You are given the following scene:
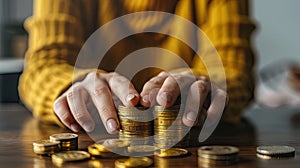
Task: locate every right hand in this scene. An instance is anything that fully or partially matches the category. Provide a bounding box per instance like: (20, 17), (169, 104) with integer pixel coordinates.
(53, 72), (140, 133)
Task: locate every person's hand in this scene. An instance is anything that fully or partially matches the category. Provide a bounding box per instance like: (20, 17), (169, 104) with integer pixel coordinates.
(53, 72), (140, 133)
(140, 71), (228, 127)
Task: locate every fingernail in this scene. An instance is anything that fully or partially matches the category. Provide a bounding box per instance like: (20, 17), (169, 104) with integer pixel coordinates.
(83, 122), (94, 132)
(142, 95), (150, 103)
(186, 111), (197, 122)
(70, 123), (81, 132)
(161, 92), (172, 103)
(106, 119), (118, 133)
(126, 94), (136, 103)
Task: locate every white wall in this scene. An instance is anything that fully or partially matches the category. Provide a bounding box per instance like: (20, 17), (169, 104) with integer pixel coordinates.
(253, 0), (300, 71)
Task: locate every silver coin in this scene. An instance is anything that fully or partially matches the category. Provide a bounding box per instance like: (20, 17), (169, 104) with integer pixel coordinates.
(256, 146), (295, 156)
(198, 146), (239, 156)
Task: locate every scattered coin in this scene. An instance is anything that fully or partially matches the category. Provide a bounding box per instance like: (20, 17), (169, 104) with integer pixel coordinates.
(115, 157), (153, 168)
(198, 146), (239, 166)
(155, 148), (188, 157)
(198, 146), (239, 156)
(32, 140), (61, 155)
(256, 145), (295, 158)
(128, 145), (158, 156)
(51, 151), (90, 164)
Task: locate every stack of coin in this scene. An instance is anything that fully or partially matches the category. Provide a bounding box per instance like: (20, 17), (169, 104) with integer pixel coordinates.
(52, 151), (90, 166)
(153, 105), (190, 149)
(198, 146), (239, 166)
(118, 106), (153, 145)
(50, 133), (78, 151)
(256, 145), (295, 159)
(33, 140), (61, 155)
(88, 138), (130, 157)
(115, 157), (153, 168)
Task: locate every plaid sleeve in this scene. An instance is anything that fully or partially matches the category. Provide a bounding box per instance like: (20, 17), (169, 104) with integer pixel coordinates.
(192, 0), (256, 123)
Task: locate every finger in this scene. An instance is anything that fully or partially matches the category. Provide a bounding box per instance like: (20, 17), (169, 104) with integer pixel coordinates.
(66, 84), (95, 132)
(54, 95), (81, 132)
(107, 73), (139, 107)
(183, 79), (211, 126)
(140, 72), (169, 107)
(156, 76), (180, 107)
(86, 75), (120, 134)
(158, 73), (197, 107)
(198, 86), (227, 142)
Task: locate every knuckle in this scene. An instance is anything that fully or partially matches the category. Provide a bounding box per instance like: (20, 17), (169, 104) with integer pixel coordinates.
(158, 71), (169, 77)
(94, 85), (109, 96)
(73, 111), (89, 124)
(149, 76), (164, 86)
(59, 112), (71, 123)
(195, 80), (209, 93)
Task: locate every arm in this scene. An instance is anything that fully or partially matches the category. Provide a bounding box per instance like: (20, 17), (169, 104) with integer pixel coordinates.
(19, 0), (98, 126)
(193, 0), (256, 123)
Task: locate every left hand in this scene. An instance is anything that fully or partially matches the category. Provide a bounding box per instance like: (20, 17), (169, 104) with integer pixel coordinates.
(139, 71), (228, 127)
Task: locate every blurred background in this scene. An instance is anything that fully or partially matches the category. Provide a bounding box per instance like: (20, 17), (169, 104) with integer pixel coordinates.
(0, 0), (299, 104)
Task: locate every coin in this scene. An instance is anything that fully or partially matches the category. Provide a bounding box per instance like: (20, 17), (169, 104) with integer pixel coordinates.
(198, 157), (237, 166)
(155, 148), (188, 157)
(50, 133), (78, 150)
(50, 133), (78, 141)
(128, 145), (157, 153)
(88, 144), (122, 158)
(256, 146), (295, 156)
(199, 153), (238, 161)
(115, 157), (153, 168)
(52, 151), (90, 164)
(198, 146), (239, 156)
(95, 138), (130, 152)
(33, 140), (61, 155)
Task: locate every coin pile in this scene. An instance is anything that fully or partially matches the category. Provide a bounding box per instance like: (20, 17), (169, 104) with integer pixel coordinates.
(198, 146), (239, 166)
(88, 138), (130, 157)
(50, 133), (78, 150)
(52, 151), (90, 166)
(32, 133), (78, 155)
(118, 106), (153, 145)
(32, 140), (61, 155)
(115, 157), (153, 168)
(153, 105), (190, 149)
(256, 145), (295, 159)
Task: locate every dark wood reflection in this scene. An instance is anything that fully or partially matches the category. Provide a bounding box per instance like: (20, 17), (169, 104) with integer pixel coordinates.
(0, 103), (299, 168)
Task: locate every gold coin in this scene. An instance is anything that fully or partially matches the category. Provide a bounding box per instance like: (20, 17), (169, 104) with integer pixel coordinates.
(128, 145), (157, 153)
(115, 157), (153, 168)
(50, 133), (78, 141)
(256, 146), (295, 156)
(198, 146), (239, 156)
(88, 144), (122, 158)
(155, 148), (188, 157)
(52, 151), (90, 164)
(33, 140), (61, 155)
(89, 160), (104, 168)
(33, 140), (61, 147)
(95, 138), (130, 152)
(154, 105), (181, 111)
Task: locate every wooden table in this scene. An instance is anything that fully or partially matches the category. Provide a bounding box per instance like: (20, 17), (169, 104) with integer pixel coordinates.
(0, 103), (299, 167)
